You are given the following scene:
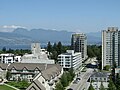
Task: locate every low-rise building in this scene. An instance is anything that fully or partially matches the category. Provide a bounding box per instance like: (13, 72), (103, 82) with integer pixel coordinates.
(90, 72), (109, 90)
(26, 64), (63, 90)
(0, 53), (21, 64)
(0, 63), (63, 83)
(58, 50), (82, 71)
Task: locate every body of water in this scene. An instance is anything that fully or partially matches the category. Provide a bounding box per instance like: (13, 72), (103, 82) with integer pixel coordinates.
(0, 44), (47, 50)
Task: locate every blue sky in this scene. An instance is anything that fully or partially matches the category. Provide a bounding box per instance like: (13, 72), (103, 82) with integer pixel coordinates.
(0, 0), (120, 32)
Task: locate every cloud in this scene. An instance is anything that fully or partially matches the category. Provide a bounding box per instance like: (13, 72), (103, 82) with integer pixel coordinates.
(0, 25), (26, 32)
(2, 25), (26, 29)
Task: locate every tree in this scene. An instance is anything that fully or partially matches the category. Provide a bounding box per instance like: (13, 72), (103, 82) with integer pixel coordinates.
(108, 77), (116, 90)
(57, 41), (62, 55)
(103, 65), (110, 71)
(66, 72), (72, 83)
(88, 83), (95, 90)
(51, 50), (58, 62)
(53, 43), (57, 51)
(47, 41), (52, 53)
(6, 71), (11, 80)
(100, 82), (105, 90)
(2, 47), (6, 53)
(69, 68), (75, 80)
(115, 74), (120, 90)
(60, 73), (68, 87)
(55, 82), (64, 90)
(87, 46), (95, 58)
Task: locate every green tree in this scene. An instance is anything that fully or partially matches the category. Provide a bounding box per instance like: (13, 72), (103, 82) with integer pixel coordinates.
(7, 48), (14, 53)
(2, 47), (6, 53)
(88, 83), (95, 90)
(60, 73), (68, 87)
(69, 68), (75, 80)
(53, 43), (57, 51)
(55, 82), (64, 90)
(103, 65), (110, 71)
(51, 50), (58, 62)
(66, 72), (72, 82)
(6, 71), (11, 80)
(87, 46), (95, 58)
(47, 41), (52, 53)
(115, 74), (120, 90)
(57, 41), (62, 55)
(108, 78), (116, 90)
(100, 82), (105, 90)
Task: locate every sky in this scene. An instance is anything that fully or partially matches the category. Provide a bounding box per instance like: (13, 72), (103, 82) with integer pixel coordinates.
(0, 0), (120, 33)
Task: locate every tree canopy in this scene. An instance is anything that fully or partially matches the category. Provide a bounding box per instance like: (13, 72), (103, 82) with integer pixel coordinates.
(108, 78), (116, 90)
(100, 82), (105, 90)
(88, 83), (95, 90)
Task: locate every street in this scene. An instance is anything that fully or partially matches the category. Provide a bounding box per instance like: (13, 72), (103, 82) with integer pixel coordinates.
(66, 68), (94, 90)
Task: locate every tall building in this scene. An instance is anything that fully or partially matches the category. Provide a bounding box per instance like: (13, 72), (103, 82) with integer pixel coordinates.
(71, 33), (87, 61)
(102, 27), (120, 69)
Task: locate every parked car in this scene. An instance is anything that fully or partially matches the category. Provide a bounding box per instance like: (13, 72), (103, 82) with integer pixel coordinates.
(73, 80), (78, 84)
(67, 88), (73, 90)
(76, 77), (81, 81)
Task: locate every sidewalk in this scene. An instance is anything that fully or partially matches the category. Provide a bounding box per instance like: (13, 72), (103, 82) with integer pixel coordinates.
(4, 83), (20, 90)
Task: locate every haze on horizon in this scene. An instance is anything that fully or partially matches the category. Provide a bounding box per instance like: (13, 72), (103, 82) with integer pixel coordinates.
(0, 0), (120, 33)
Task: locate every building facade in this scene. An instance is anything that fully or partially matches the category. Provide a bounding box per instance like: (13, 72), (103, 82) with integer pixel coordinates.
(0, 54), (21, 64)
(21, 43), (54, 64)
(26, 64), (63, 90)
(90, 72), (109, 90)
(102, 27), (120, 69)
(0, 63), (63, 83)
(71, 33), (87, 61)
(58, 50), (82, 71)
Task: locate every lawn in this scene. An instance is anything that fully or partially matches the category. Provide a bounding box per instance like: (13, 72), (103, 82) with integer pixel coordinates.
(7, 80), (30, 90)
(0, 85), (16, 90)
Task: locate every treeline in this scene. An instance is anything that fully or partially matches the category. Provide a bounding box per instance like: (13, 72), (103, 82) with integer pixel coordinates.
(47, 41), (71, 63)
(87, 45), (102, 70)
(87, 45), (102, 60)
(0, 47), (31, 55)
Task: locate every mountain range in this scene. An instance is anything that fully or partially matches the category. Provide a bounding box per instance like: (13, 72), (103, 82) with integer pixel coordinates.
(0, 28), (102, 45)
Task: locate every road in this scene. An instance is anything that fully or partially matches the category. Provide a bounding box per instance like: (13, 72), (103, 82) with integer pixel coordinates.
(66, 68), (94, 90)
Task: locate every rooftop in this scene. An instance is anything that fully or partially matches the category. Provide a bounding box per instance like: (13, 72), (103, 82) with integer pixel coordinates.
(91, 72), (108, 77)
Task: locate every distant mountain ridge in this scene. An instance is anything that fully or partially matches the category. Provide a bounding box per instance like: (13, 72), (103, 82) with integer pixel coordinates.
(0, 28), (101, 45)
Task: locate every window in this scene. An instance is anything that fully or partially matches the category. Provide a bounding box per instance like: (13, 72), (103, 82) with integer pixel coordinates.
(23, 68), (28, 73)
(104, 78), (106, 81)
(42, 81), (44, 84)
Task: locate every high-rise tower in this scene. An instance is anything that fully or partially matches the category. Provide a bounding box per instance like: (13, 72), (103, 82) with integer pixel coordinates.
(102, 27), (120, 69)
(71, 33), (87, 61)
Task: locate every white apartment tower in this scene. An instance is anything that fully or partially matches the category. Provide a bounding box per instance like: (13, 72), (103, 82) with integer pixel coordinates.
(102, 27), (120, 69)
(71, 33), (87, 61)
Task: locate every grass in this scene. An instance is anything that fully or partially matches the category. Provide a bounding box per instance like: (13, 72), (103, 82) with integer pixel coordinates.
(6, 80), (30, 90)
(0, 85), (16, 90)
